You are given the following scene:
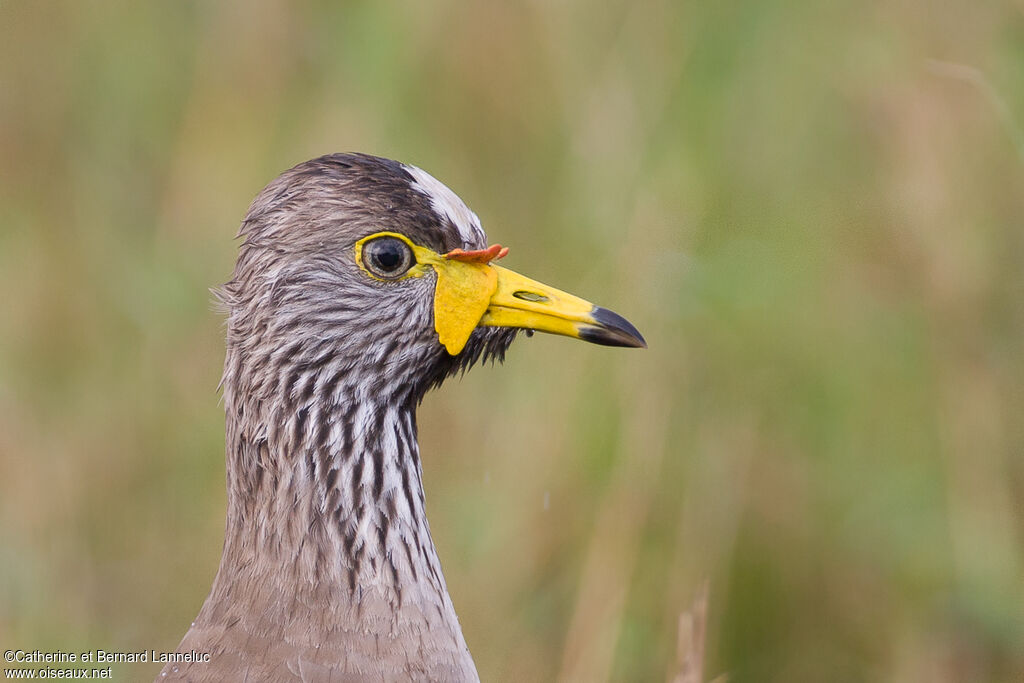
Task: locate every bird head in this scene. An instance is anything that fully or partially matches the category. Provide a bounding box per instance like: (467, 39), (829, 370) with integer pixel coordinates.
(220, 153), (645, 403)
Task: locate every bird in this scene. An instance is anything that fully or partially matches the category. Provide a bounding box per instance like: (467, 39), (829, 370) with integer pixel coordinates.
(158, 153), (645, 682)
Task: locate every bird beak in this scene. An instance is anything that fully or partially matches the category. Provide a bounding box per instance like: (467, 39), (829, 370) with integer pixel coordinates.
(480, 265), (646, 349)
(431, 248), (646, 355)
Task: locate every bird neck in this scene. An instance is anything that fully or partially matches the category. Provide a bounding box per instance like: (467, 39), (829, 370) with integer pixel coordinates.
(196, 370), (474, 669)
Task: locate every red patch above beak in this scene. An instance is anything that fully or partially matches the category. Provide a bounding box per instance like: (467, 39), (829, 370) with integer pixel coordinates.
(444, 244), (509, 264)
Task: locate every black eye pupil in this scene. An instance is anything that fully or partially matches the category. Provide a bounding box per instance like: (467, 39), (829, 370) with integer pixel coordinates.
(374, 245), (402, 270)
(363, 237), (413, 278)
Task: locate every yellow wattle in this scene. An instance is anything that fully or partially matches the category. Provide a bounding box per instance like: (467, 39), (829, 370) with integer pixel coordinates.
(433, 259), (498, 355)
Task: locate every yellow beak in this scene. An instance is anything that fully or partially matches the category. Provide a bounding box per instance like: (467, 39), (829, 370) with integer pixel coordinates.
(480, 265), (646, 348)
(431, 257), (646, 355)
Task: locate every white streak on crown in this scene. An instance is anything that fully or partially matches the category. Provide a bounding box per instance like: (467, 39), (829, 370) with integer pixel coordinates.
(403, 164), (485, 246)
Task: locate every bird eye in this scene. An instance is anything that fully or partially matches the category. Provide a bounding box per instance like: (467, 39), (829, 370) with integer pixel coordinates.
(361, 236), (414, 279)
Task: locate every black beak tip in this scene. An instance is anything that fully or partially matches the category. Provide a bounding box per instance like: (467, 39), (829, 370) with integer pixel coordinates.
(580, 306), (647, 349)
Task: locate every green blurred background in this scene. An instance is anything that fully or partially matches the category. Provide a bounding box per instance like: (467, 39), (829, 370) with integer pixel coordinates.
(2, 1), (1023, 681)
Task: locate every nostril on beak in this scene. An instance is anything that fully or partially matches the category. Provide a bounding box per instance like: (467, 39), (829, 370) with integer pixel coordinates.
(512, 290), (550, 303)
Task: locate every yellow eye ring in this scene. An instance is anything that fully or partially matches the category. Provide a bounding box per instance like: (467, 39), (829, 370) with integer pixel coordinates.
(354, 232), (432, 281)
(360, 236), (413, 279)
